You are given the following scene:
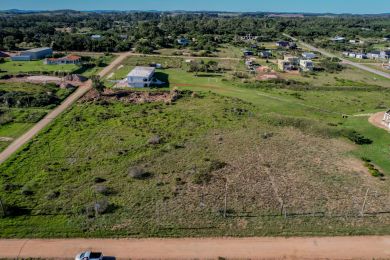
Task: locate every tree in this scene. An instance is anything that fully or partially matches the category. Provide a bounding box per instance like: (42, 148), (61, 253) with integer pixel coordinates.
(3, 36), (16, 51)
(91, 75), (105, 95)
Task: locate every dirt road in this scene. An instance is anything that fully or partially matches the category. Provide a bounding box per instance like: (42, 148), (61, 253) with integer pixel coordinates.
(1, 236), (390, 259)
(0, 52), (131, 164)
(368, 111), (389, 131)
(283, 34), (390, 80)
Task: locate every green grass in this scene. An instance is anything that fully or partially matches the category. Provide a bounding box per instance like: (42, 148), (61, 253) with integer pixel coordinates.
(344, 117), (390, 172)
(0, 82), (74, 152)
(1, 91), (390, 238)
(111, 60), (390, 174)
(0, 59), (78, 77)
(2, 54), (390, 238)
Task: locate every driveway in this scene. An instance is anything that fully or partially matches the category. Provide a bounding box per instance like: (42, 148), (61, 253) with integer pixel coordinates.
(0, 52), (131, 164)
(1, 236), (390, 259)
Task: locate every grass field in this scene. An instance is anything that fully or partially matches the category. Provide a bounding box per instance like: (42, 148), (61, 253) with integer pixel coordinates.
(1, 90), (390, 238)
(107, 56), (390, 173)
(0, 82), (74, 152)
(0, 55), (115, 78)
(0, 60), (78, 77)
(1, 53), (390, 238)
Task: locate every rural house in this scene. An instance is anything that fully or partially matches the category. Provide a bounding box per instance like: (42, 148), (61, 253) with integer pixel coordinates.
(331, 36), (346, 42)
(299, 60), (314, 71)
(302, 52), (316, 59)
(91, 34), (103, 40)
(367, 51), (381, 60)
(44, 55), (81, 65)
(259, 50), (272, 58)
(243, 50), (254, 56)
(380, 50), (390, 60)
(0, 51), (9, 58)
(127, 66), (155, 88)
(177, 38), (190, 46)
(11, 47), (53, 61)
(355, 53), (367, 59)
(276, 41), (289, 48)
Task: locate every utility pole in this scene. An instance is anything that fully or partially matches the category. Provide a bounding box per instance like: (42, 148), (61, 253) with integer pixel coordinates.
(223, 178), (228, 218)
(47, 141), (52, 159)
(360, 188), (370, 217)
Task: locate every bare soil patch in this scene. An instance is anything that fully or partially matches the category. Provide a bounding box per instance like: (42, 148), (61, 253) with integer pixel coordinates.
(80, 88), (181, 104)
(368, 111), (389, 131)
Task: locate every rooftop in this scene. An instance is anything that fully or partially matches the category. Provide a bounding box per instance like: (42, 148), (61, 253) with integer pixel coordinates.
(127, 66), (155, 78)
(24, 47), (52, 52)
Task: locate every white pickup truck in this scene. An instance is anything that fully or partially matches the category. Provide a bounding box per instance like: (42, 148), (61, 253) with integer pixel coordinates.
(75, 251), (103, 260)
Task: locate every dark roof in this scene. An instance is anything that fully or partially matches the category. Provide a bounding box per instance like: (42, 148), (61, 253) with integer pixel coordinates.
(0, 51), (9, 57)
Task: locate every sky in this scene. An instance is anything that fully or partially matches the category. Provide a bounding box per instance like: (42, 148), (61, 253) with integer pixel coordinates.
(0, 0), (389, 14)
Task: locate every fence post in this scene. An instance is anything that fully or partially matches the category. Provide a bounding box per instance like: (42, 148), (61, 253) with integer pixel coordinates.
(0, 197), (5, 217)
(360, 188), (370, 217)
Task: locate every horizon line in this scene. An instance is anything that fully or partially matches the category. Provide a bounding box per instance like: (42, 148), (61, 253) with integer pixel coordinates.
(1, 9), (390, 15)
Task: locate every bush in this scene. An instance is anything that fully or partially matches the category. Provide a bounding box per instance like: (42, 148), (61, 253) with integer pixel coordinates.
(128, 167), (152, 179)
(94, 177), (106, 183)
(85, 199), (110, 217)
(342, 130), (373, 145)
(21, 185), (34, 196)
(94, 185), (112, 195)
(148, 135), (161, 145)
(209, 160), (227, 171)
(45, 191), (60, 200)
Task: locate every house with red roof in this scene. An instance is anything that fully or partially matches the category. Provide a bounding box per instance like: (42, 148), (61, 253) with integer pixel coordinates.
(44, 55), (81, 65)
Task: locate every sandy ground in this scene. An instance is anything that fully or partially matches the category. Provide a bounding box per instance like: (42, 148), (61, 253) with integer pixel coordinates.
(0, 236), (390, 259)
(0, 52), (132, 164)
(368, 111), (389, 131)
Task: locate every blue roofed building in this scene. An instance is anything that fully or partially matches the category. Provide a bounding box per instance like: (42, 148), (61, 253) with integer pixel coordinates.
(11, 47), (53, 61)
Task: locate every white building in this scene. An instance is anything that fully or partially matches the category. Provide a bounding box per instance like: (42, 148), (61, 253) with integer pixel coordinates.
(302, 52), (316, 59)
(355, 53), (367, 59)
(127, 66), (155, 88)
(382, 110), (390, 129)
(299, 60), (314, 71)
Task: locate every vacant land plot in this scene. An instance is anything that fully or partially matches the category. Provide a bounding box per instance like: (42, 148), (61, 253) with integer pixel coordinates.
(0, 82), (74, 151)
(108, 56), (390, 173)
(0, 90), (390, 238)
(0, 60), (78, 77)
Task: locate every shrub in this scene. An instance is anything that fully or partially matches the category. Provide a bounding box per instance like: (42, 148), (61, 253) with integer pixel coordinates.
(94, 185), (112, 195)
(192, 172), (211, 185)
(21, 185), (34, 196)
(94, 177), (106, 183)
(128, 167), (151, 179)
(148, 135), (161, 145)
(85, 199), (110, 217)
(342, 130), (373, 145)
(209, 160), (227, 171)
(45, 191), (60, 200)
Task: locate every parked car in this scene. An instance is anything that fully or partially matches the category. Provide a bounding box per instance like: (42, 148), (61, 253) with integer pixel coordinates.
(75, 252), (103, 260)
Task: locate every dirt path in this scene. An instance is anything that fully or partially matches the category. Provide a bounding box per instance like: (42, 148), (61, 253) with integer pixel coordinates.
(283, 33), (390, 80)
(368, 111), (389, 131)
(0, 52), (131, 164)
(1, 236), (390, 259)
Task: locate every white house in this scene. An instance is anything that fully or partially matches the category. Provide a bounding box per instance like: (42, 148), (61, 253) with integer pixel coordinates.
(302, 52), (316, 59)
(367, 51), (381, 60)
(355, 53), (367, 59)
(299, 60), (314, 71)
(331, 36), (346, 42)
(127, 66), (155, 88)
